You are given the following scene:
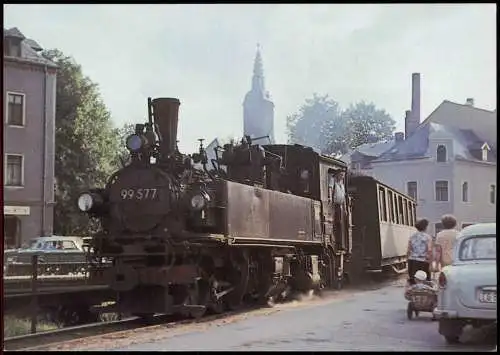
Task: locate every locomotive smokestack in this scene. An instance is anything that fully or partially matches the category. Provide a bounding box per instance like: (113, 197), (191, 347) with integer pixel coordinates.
(151, 97), (181, 157)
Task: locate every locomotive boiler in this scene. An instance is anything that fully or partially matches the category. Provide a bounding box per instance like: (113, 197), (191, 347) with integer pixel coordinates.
(78, 97), (351, 318)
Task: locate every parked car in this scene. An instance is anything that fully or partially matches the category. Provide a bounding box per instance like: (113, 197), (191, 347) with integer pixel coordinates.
(434, 223), (497, 344)
(4, 235), (90, 276)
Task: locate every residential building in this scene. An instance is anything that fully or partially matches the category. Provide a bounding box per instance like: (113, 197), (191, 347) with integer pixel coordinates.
(243, 45), (275, 144)
(3, 27), (58, 247)
(343, 73), (497, 235)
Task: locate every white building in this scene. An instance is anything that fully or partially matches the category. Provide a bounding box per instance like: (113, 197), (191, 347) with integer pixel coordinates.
(343, 74), (497, 235)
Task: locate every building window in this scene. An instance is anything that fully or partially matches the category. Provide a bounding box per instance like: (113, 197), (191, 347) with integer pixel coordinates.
(351, 162), (361, 170)
(4, 216), (21, 248)
(436, 145), (447, 162)
(481, 143), (490, 162)
(4, 39), (22, 57)
(435, 222), (444, 235)
(5, 154), (24, 187)
(407, 181), (417, 200)
(462, 182), (468, 202)
(7, 93), (25, 126)
(490, 185), (496, 204)
(435, 180), (448, 202)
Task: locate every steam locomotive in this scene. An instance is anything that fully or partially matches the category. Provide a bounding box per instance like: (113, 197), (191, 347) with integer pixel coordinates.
(78, 97), (413, 319)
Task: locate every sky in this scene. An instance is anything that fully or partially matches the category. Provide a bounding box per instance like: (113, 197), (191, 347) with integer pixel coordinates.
(4, 4), (497, 153)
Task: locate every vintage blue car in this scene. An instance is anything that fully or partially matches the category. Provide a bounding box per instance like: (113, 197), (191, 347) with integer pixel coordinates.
(434, 223), (496, 344)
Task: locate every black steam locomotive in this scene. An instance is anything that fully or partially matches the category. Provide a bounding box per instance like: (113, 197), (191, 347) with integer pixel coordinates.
(78, 97), (356, 318)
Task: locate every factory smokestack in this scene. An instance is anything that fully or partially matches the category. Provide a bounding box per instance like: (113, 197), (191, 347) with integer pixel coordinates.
(411, 73), (421, 125)
(405, 73), (421, 139)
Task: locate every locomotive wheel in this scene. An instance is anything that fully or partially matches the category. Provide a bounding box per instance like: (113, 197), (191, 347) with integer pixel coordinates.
(226, 251), (250, 311)
(208, 299), (225, 314)
(207, 285), (225, 314)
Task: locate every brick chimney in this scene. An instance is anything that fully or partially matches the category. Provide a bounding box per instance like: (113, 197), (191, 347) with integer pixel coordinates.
(404, 110), (412, 139)
(405, 73), (421, 139)
(466, 98), (474, 106)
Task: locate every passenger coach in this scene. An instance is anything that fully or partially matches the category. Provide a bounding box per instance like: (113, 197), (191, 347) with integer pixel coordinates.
(347, 174), (416, 275)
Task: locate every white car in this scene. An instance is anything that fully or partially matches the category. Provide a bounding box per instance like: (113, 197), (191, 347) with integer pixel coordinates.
(434, 223), (497, 344)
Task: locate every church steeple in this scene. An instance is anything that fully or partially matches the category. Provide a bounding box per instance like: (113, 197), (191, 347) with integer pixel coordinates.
(251, 44), (265, 94)
(243, 44), (275, 144)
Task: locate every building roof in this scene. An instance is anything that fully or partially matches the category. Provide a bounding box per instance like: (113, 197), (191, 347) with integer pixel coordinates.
(4, 27), (25, 39)
(373, 121), (497, 163)
(421, 100), (496, 149)
(340, 140), (395, 164)
(24, 38), (43, 52)
(3, 27), (57, 68)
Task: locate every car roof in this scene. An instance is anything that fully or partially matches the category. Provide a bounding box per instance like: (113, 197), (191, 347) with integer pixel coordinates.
(459, 223), (496, 238)
(31, 235), (83, 242)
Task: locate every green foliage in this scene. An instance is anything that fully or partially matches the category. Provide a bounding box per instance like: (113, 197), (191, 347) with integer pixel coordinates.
(286, 95), (396, 156)
(42, 49), (122, 236)
(3, 315), (57, 338)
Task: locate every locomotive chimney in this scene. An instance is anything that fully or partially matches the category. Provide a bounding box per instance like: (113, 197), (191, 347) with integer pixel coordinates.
(151, 97), (181, 157)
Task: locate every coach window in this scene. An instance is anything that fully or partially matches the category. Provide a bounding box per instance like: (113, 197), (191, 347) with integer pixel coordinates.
(393, 194), (400, 224)
(378, 186), (387, 222)
(387, 191), (394, 223)
(401, 197), (408, 225)
(397, 196), (404, 225)
(407, 201), (413, 226)
(412, 204), (416, 226)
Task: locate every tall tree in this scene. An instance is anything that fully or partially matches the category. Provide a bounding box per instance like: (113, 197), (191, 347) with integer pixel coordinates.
(286, 93), (342, 151)
(287, 96), (396, 157)
(43, 49), (122, 236)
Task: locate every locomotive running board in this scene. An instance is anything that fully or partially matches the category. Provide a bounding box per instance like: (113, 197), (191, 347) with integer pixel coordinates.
(226, 237), (323, 247)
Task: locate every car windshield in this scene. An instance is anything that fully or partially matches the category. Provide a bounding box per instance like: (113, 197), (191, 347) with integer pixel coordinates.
(28, 240), (58, 250)
(458, 235), (496, 261)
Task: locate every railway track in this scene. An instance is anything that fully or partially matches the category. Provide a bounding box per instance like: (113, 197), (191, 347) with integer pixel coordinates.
(3, 305), (264, 351)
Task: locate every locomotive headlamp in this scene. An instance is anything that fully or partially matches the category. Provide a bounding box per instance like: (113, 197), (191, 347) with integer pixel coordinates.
(126, 134), (143, 152)
(77, 192), (104, 213)
(190, 192), (210, 211)
(78, 193), (94, 212)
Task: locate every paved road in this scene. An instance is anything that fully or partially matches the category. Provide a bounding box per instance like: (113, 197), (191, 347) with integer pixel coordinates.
(103, 279), (496, 352)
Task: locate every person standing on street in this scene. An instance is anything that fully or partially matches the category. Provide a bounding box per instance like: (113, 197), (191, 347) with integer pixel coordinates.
(434, 215), (460, 268)
(407, 218), (432, 285)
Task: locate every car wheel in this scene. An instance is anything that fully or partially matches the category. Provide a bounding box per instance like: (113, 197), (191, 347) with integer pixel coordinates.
(439, 319), (463, 343)
(444, 335), (460, 344)
(407, 303), (413, 320)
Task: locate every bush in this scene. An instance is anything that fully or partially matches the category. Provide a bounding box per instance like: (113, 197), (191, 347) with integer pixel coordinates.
(3, 315), (57, 338)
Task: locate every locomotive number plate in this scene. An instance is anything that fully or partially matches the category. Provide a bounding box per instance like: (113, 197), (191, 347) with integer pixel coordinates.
(120, 188), (158, 200)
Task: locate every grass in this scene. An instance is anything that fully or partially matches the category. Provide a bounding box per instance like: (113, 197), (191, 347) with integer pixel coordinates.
(3, 315), (58, 338)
